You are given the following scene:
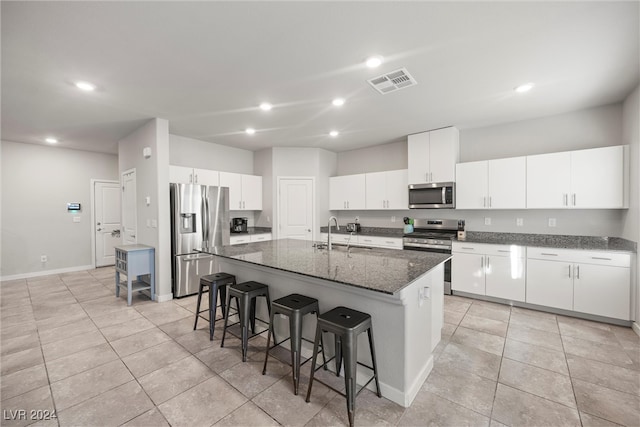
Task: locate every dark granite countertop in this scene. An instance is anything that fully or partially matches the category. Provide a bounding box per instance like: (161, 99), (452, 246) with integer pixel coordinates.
(206, 238), (450, 295)
(230, 227), (272, 236)
(458, 232), (636, 253)
(319, 226), (404, 238)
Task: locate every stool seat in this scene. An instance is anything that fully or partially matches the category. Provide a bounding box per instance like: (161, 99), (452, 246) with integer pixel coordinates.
(306, 306), (381, 427)
(201, 272), (235, 284)
(194, 273), (236, 341)
(221, 281), (271, 362)
(263, 293), (325, 395)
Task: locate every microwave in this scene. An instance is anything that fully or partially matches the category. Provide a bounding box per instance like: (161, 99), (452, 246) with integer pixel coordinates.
(408, 182), (455, 209)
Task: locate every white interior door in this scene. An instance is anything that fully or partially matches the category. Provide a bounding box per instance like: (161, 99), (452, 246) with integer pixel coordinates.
(278, 178), (313, 240)
(122, 169), (137, 244)
(94, 181), (121, 267)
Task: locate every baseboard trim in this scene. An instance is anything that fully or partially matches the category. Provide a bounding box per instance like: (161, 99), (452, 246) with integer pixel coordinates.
(155, 293), (173, 303)
(632, 321), (640, 338)
(1, 265), (95, 282)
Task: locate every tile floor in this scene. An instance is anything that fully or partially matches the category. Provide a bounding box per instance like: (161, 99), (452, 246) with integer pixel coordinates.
(1, 267), (639, 426)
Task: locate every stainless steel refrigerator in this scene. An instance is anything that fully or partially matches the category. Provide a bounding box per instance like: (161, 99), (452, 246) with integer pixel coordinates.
(170, 183), (230, 298)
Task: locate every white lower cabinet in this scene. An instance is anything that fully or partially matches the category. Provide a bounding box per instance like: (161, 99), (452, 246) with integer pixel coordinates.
(452, 242), (525, 301)
(318, 233), (402, 250)
(230, 233), (272, 245)
(526, 258), (574, 310)
(526, 247), (631, 320)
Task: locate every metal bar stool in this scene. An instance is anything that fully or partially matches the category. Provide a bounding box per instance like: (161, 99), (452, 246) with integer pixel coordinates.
(262, 293), (326, 395)
(305, 306), (381, 427)
(220, 281), (271, 362)
(194, 272), (236, 340)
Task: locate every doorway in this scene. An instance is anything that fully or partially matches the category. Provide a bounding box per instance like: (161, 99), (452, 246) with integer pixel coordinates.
(121, 169), (138, 245)
(92, 180), (121, 267)
(277, 177), (315, 240)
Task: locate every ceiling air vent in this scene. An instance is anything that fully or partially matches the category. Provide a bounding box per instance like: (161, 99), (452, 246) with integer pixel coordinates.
(367, 68), (417, 95)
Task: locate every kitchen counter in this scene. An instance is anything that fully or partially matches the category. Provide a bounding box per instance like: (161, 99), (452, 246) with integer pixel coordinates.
(207, 238), (450, 294)
(230, 226), (272, 235)
(319, 225), (404, 238)
(206, 238), (448, 407)
(459, 231), (636, 252)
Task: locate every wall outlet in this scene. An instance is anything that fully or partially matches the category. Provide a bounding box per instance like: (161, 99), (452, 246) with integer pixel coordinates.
(151, 219), (157, 228)
(146, 219), (151, 227)
(72, 216), (81, 223)
(391, 216), (396, 222)
(548, 218), (557, 227)
(516, 218), (524, 227)
(355, 216), (359, 222)
(484, 217), (491, 226)
(40, 255), (47, 263)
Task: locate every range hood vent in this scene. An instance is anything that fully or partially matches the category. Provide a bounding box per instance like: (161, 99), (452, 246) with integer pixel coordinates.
(367, 68), (417, 94)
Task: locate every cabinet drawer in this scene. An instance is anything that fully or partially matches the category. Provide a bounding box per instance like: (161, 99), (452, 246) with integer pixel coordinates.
(527, 247), (630, 267)
(483, 244), (525, 258)
(452, 242), (490, 254)
(229, 236), (250, 245)
(250, 233), (272, 242)
(357, 235), (403, 249)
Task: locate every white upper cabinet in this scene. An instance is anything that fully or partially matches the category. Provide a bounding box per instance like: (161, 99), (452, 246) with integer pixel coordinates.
(329, 174), (366, 210)
(365, 169), (408, 210)
(455, 161), (488, 209)
(169, 166), (219, 186)
(488, 157), (527, 209)
(455, 157), (526, 209)
(570, 146), (624, 208)
(219, 171), (262, 211)
(527, 146), (625, 209)
(408, 127), (459, 184)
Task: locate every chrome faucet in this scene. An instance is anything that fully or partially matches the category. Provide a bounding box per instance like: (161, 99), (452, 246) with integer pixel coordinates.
(327, 216), (339, 251)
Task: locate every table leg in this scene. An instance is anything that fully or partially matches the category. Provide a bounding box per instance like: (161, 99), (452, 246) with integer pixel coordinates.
(127, 276), (133, 306)
(115, 271), (120, 297)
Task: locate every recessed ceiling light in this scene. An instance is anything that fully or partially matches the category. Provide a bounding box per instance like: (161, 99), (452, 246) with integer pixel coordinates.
(45, 137), (58, 144)
(515, 83), (534, 93)
(75, 81), (96, 92)
(332, 98), (345, 107)
(245, 128), (256, 135)
(329, 130), (339, 137)
(259, 102), (272, 111)
(365, 56), (383, 68)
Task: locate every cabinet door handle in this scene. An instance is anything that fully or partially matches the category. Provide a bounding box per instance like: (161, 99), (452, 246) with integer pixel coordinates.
(497, 250), (510, 253)
(540, 253), (558, 256)
(568, 264), (571, 278)
(563, 194), (568, 206)
(480, 257), (484, 268)
(591, 256), (612, 261)
(489, 196), (492, 208)
(239, 201), (242, 209)
(572, 193), (576, 206)
(486, 256), (490, 269)
(195, 174), (198, 184)
(242, 201), (245, 209)
(576, 265), (580, 279)
(347, 201), (350, 208)
(189, 173), (193, 183)
(483, 197), (486, 208)
(461, 247), (475, 250)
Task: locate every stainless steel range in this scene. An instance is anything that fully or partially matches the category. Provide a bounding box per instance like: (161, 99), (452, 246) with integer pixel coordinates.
(403, 219), (465, 295)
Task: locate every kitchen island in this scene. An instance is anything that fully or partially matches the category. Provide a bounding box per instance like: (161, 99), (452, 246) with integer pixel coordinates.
(206, 238), (450, 407)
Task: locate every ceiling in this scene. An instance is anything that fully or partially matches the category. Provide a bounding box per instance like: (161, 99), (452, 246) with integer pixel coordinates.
(2, 1), (638, 155)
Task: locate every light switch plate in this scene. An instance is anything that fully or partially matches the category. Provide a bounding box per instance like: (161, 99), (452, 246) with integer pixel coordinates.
(516, 218), (524, 227)
(484, 217), (491, 226)
(548, 218), (557, 227)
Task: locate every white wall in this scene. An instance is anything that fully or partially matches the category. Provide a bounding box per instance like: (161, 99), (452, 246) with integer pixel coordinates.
(257, 148), (337, 239)
(118, 119), (172, 301)
(460, 103), (623, 162)
(1, 141), (118, 278)
(169, 134), (253, 174)
(337, 140), (407, 175)
(621, 85), (639, 325)
(334, 103), (629, 237)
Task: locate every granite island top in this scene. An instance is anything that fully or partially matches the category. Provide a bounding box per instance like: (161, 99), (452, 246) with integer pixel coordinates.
(319, 225), (404, 237)
(230, 226), (272, 235)
(206, 238), (450, 295)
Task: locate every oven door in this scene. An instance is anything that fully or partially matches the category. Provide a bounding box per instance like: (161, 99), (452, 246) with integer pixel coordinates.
(403, 243), (452, 294)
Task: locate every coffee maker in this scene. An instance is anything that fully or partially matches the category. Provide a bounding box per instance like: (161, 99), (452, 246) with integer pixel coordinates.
(231, 217), (248, 233)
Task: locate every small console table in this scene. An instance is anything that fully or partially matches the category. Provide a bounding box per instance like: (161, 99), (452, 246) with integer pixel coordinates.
(115, 244), (155, 306)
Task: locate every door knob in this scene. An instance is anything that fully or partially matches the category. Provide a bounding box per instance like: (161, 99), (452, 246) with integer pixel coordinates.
(97, 228), (103, 231)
